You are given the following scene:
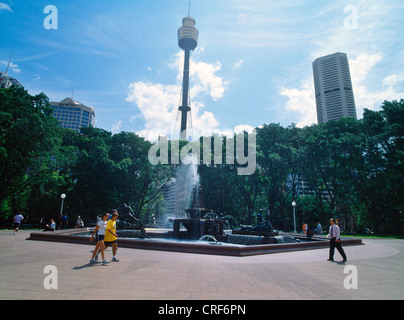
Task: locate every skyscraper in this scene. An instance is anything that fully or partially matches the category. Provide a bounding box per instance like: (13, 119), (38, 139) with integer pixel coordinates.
(312, 52), (357, 124)
(50, 97), (95, 132)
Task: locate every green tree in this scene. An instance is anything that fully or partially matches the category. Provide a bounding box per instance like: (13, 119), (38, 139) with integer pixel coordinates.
(58, 126), (118, 223)
(256, 124), (301, 229)
(344, 101), (404, 232)
(0, 86), (61, 223)
(111, 132), (172, 220)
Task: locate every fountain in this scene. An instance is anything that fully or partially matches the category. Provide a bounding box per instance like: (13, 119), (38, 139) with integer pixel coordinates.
(162, 154), (199, 223)
(24, 10), (365, 255)
(160, 153), (231, 241)
(26, 152), (363, 255)
(26, 154), (363, 255)
(116, 203), (145, 231)
(170, 208), (231, 241)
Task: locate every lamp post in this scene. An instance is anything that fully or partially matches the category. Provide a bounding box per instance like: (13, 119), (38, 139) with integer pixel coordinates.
(292, 201), (296, 233)
(60, 193), (66, 216)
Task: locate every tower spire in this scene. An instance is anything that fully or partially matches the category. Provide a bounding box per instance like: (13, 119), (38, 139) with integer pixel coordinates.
(5, 53), (12, 73)
(177, 8), (199, 140)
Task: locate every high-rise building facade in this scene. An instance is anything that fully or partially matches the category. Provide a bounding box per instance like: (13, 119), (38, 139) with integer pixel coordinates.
(0, 71), (22, 88)
(50, 97), (95, 132)
(312, 52), (357, 124)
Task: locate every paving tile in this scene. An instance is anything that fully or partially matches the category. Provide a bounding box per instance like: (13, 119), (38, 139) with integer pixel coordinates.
(1, 231), (404, 300)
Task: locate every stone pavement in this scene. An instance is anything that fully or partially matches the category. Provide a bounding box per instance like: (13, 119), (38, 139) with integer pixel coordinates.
(0, 230), (403, 300)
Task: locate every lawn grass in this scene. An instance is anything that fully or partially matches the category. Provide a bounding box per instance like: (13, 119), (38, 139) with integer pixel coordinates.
(342, 233), (404, 240)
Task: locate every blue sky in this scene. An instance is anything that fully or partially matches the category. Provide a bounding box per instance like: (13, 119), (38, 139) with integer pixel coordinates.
(1, 0), (403, 141)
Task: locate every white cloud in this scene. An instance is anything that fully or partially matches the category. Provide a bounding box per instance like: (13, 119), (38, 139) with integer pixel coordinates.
(278, 0), (404, 127)
(1, 61), (20, 73)
(236, 13), (248, 27)
(126, 82), (179, 141)
(169, 51), (228, 101)
(234, 124), (255, 134)
(311, 1), (403, 56)
(350, 53), (404, 116)
(126, 51), (228, 142)
(280, 79), (316, 127)
(111, 120), (122, 134)
(0, 3), (13, 13)
(191, 60), (228, 101)
(126, 51), (264, 141)
(349, 53), (383, 85)
(232, 60), (244, 70)
(382, 74), (404, 88)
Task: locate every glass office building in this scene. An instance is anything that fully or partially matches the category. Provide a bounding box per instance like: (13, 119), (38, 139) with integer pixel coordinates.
(50, 97), (95, 132)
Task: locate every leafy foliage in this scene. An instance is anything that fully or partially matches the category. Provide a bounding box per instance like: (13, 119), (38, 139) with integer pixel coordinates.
(1, 85), (402, 233)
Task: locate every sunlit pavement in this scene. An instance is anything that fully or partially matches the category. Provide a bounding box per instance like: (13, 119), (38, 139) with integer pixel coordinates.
(0, 230), (403, 300)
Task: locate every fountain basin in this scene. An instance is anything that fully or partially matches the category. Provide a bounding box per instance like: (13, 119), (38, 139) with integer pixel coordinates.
(26, 229), (363, 257)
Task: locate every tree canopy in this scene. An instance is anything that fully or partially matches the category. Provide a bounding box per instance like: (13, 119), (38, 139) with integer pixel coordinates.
(1, 85), (403, 233)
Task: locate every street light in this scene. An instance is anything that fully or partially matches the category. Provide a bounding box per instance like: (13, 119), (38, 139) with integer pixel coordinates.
(292, 201), (296, 233)
(60, 193), (66, 216)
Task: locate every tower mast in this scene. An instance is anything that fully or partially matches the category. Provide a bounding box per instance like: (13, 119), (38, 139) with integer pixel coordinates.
(5, 53), (12, 73)
(177, 10), (199, 140)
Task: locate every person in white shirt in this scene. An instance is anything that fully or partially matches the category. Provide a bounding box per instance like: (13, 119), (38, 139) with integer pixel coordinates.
(316, 221), (323, 235)
(327, 218), (347, 262)
(43, 218), (56, 231)
(75, 216), (84, 228)
(89, 213), (109, 265)
(13, 213), (24, 234)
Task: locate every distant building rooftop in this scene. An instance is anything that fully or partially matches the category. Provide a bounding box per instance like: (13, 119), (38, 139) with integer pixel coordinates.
(0, 71), (22, 88)
(50, 97), (96, 132)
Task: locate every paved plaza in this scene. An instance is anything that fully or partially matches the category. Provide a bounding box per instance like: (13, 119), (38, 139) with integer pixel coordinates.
(0, 230), (403, 300)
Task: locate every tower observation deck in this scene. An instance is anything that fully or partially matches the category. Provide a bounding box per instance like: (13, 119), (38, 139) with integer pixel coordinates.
(178, 17), (199, 51)
(178, 15), (199, 140)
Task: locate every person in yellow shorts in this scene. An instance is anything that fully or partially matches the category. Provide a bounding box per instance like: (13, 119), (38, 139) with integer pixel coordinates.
(104, 211), (119, 262)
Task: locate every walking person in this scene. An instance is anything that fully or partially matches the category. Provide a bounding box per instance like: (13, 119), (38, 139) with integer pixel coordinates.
(13, 212), (24, 234)
(39, 217), (45, 231)
(316, 221), (323, 235)
(89, 213), (109, 265)
(104, 211), (119, 262)
(60, 213), (68, 229)
(302, 221), (308, 234)
(327, 218), (347, 262)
